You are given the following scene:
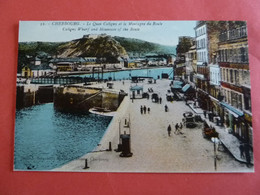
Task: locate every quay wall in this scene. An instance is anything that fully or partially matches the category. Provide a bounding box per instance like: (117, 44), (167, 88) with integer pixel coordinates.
(53, 85), (125, 112)
(16, 85), (53, 109)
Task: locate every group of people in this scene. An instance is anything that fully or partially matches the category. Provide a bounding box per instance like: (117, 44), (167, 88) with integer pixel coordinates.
(140, 105), (150, 114)
(174, 122), (183, 135)
(167, 122), (183, 137)
(147, 88), (154, 93)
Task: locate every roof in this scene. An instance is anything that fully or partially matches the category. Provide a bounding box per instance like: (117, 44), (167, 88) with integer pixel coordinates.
(49, 57), (87, 63)
(130, 85), (143, 91)
(27, 63), (52, 70)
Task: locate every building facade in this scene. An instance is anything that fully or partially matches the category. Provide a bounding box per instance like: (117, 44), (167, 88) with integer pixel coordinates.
(218, 24), (252, 145)
(194, 21), (210, 110)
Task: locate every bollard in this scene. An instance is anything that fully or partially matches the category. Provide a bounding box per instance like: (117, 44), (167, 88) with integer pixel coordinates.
(120, 134), (133, 157)
(83, 159), (89, 169)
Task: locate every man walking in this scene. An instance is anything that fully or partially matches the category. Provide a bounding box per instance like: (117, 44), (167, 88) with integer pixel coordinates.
(239, 142), (245, 159)
(174, 123), (179, 134)
(165, 105), (168, 112)
(167, 124), (172, 137)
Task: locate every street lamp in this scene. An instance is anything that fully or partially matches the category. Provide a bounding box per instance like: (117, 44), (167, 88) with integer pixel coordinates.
(211, 137), (219, 171)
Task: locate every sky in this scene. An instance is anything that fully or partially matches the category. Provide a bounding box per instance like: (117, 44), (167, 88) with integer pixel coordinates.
(19, 21), (196, 46)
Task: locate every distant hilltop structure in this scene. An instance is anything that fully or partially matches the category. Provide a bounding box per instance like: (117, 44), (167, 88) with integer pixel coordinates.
(83, 34), (110, 39)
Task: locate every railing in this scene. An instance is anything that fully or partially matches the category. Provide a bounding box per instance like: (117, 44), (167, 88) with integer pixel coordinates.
(30, 76), (94, 84)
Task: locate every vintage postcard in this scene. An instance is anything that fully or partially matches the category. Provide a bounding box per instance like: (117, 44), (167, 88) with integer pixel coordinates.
(15, 21), (254, 172)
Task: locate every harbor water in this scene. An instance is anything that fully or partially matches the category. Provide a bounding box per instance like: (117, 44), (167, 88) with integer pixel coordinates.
(14, 67), (174, 170)
(81, 67), (174, 80)
(14, 103), (112, 170)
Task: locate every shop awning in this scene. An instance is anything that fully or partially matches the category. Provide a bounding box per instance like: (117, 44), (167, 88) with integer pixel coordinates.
(130, 85), (143, 91)
(182, 84), (191, 93)
(172, 80), (183, 89)
(220, 102), (244, 118)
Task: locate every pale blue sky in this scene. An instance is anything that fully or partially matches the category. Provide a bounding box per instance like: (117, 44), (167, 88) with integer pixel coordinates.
(19, 21), (196, 46)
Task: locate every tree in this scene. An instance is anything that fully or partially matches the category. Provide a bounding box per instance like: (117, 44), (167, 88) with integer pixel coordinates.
(176, 37), (192, 55)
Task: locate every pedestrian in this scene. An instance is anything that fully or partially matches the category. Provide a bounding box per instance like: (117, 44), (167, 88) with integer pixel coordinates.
(182, 118), (186, 125)
(143, 105), (147, 114)
(159, 97), (162, 104)
(244, 143), (251, 167)
(175, 123), (179, 134)
(147, 107), (150, 114)
(203, 110), (207, 118)
(167, 124), (172, 137)
(140, 106), (143, 114)
(165, 105), (168, 112)
(179, 122), (183, 130)
(239, 142), (245, 159)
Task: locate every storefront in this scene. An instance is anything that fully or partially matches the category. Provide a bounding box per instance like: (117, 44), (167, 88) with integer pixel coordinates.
(197, 88), (210, 110)
(243, 112), (253, 145)
(221, 102), (244, 139)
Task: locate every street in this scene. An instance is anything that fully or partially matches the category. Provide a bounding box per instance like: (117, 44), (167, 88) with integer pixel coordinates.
(55, 79), (253, 172)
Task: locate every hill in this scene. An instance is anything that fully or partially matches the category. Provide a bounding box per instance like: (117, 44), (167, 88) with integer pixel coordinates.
(113, 36), (176, 56)
(57, 35), (127, 63)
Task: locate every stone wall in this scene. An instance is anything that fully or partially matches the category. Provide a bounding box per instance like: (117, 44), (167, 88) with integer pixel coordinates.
(16, 85), (53, 109)
(53, 86), (124, 112)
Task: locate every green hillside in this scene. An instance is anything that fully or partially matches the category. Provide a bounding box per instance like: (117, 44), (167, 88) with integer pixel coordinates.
(114, 36), (176, 55)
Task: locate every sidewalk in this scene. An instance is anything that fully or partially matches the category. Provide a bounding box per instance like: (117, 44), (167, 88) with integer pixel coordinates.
(188, 102), (254, 165)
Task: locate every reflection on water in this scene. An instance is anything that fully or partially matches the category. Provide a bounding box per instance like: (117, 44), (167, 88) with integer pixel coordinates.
(14, 103), (112, 170)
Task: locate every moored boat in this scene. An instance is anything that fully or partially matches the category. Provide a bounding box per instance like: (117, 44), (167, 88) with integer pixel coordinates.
(89, 107), (116, 117)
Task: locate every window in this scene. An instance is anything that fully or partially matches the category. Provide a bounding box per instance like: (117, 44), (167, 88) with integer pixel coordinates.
(225, 69), (228, 82)
(245, 47), (249, 62)
(230, 69), (233, 83)
(230, 49), (234, 62)
(228, 90), (231, 104)
(238, 94), (243, 110)
(221, 68), (225, 81)
(231, 92), (238, 108)
(234, 70), (239, 85)
(227, 49), (230, 62)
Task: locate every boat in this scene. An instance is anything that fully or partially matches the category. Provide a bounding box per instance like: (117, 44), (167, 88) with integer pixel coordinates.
(89, 107), (116, 117)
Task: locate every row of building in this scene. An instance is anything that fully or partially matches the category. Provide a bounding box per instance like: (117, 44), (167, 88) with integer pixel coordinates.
(176, 21), (252, 146)
(20, 55), (173, 78)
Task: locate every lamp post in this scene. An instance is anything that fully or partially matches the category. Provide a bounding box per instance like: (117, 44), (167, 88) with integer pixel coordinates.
(118, 118), (121, 143)
(211, 137), (219, 171)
